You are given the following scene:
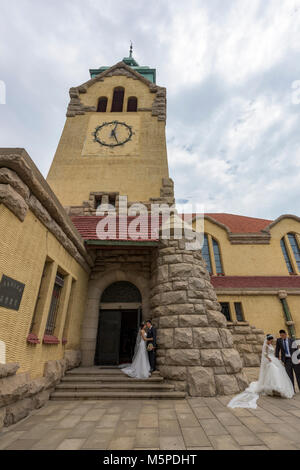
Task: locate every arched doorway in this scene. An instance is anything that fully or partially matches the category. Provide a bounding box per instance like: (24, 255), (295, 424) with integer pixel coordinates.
(95, 281), (142, 366)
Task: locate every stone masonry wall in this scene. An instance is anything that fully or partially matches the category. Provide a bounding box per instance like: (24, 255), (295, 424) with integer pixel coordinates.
(0, 350), (81, 431)
(150, 237), (249, 397)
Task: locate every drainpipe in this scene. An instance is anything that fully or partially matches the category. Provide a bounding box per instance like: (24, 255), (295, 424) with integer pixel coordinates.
(278, 290), (296, 340)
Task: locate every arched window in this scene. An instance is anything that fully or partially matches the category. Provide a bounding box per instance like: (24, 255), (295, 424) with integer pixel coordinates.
(281, 238), (294, 273)
(287, 233), (300, 271)
(111, 87), (125, 112)
(202, 234), (212, 274)
(201, 234), (224, 275)
(97, 97), (108, 112)
(127, 96), (138, 112)
(212, 238), (223, 274)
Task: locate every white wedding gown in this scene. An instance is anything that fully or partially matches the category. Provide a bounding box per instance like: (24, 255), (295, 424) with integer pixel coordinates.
(228, 341), (294, 409)
(120, 331), (151, 379)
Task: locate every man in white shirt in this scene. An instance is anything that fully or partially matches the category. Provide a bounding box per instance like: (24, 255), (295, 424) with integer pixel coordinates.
(275, 329), (300, 391)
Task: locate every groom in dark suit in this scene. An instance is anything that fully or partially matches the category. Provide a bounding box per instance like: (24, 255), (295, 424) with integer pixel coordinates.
(275, 329), (300, 391)
(146, 320), (157, 372)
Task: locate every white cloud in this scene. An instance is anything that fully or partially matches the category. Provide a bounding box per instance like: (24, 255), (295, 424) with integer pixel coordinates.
(0, 0), (300, 219)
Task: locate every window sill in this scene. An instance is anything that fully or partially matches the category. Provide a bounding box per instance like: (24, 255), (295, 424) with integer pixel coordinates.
(27, 333), (40, 345)
(43, 335), (60, 345)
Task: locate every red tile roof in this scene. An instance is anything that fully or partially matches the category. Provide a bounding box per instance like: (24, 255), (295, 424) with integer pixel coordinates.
(71, 213), (275, 242)
(71, 215), (160, 242)
(183, 213), (273, 233)
(211, 276), (300, 289)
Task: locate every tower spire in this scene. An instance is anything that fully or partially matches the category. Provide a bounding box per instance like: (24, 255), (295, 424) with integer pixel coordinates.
(129, 41), (133, 58)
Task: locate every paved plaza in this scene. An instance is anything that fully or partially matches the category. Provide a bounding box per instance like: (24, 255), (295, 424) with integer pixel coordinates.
(1, 392), (300, 450)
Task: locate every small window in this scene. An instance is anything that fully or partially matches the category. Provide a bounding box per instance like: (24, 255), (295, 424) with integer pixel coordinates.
(111, 87), (125, 112)
(287, 233), (300, 271)
(127, 97), (138, 112)
(97, 97), (108, 112)
(212, 238), (223, 275)
(45, 273), (64, 336)
(220, 302), (231, 321)
(234, 302), (244, 322)
(202, 234), (212, 274)
(281, 238), (294, 273)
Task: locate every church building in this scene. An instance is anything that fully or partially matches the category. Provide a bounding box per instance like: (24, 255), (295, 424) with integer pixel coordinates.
(0, 51), (299, 427)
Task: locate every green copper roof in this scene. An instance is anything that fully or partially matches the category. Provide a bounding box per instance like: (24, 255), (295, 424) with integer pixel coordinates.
(89, 55), (156, 84)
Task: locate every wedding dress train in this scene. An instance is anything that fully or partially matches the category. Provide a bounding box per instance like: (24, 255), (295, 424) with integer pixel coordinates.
(228, 341), (294, 409)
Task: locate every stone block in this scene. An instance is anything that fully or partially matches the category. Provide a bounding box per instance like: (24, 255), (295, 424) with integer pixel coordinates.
(193, 304), (206, 314)
(219, 328), (234, 348)
(159, 316), (179, 328)
(165, 349), (200, 366)
(65, 350), (81, 370)
(242, 354), (261, 367)
(163, 254), (183, 264)
(0, 363), (19, 378)
(173, 328), (193, 348)
(4, 397), (35, 426)
(160, 291), (187, 305)
(34, 390), (50, 409)
(235, 372), (249, 391)
(178, 315), (208, 328)
(189, 277), (207, 290)
(221, 349), (243, 373)
(0, 168), (30, 201)
(157, 329), (174, 348)
(215, 375), (240, 395)
(0, 407), (5, 431)
(169, 263), (193, 280)
(237, 344), (253, 354)
(159, 366), (187, 381)
(187, 367), (216, 397)
(193, 328), (221, 349)
(0, 372), (30, 407)
(157, 265), (169, 282)
(206, 310), (227, 328)
(200, 349), (224, 367)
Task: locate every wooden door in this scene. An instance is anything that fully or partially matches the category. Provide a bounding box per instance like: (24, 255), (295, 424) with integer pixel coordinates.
(95, 310), (122, 365)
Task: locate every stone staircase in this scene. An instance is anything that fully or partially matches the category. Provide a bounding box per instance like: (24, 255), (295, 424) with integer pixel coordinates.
(50, 367), (186, 400)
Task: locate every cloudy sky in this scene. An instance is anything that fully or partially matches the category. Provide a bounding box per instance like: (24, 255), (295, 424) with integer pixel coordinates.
(1, 0), (300, 220)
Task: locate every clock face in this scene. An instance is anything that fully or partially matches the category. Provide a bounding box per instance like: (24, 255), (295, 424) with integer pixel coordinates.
(93, 121), (133, 147)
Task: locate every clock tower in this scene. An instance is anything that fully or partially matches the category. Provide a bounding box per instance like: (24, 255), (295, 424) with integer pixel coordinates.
(46, 53), (173, 211)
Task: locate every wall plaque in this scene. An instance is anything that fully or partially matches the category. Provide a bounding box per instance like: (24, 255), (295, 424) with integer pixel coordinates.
(0, 275), (25, 311)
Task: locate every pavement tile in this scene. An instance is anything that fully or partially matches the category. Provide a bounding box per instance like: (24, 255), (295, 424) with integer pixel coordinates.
(134, 428), (159, 448)
(81, 409), (106, 421)
(109, 437), (135, 450)
(138, 414), (159, 428)
(209, 435), (241, 450)
(56, 439), (86, 450)
(55, 414), (82, 429)
(226, 425), (264, 446)
(181, 427), (211, 447)
(158, 409), (177, 420)
(65, 421), (97, 439)
(82, 428), (115, 449)
(257, 432), (298, 450)
(0, 431), (25, 450)
(5, 439), (38, 450)
(238, 416), (275, 434)
(160, 436), (186, 450)
(96, 414), (120, 428)
(211, 411), (241, 427)
(159, 420), (182, 437)
(176, 413), (199, 427)
(199, 419), (228, 436)
(31, 429), (70, 450)
(242, 445), (269, 450)
(192, 406), (215, 420)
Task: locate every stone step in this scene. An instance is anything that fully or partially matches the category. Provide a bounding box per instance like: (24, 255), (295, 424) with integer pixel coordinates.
(66, 368), (161, 377)
(61, 375), (164, 383)
(50, 390), (186, 400)
(56, 382), (175, 391)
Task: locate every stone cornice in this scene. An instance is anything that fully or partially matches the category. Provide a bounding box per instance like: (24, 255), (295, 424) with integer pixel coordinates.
(262, 214), (300, 232)
(66, 61), (167, 122)
(0, 148), (93, 273)
(215, 289), (300, 295)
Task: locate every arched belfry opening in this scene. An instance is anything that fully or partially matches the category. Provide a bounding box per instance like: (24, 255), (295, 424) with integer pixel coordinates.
(95, 281), (142, 366)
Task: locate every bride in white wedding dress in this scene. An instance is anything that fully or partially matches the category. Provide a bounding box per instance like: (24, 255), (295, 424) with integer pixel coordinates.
(120, 322), (151, 379)
(228, 334), (294, 409)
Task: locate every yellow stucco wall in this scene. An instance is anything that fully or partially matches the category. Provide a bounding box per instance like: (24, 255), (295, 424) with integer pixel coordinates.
(0, 204), (89, 378)
(193, 217), (300, 337)
(47, 75), (169, 207)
